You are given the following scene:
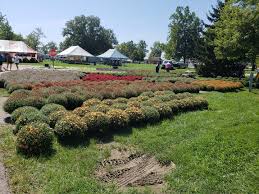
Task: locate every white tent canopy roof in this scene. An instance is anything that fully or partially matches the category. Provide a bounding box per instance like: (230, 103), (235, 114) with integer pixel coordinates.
(97, 49), (128, 60)
(58, 46), (93, 57)
(0, 40), (37, 54)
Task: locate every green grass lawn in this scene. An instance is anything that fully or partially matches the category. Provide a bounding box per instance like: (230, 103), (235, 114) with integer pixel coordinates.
(21, 61), (188, 75)
(0, 90), (258, 193)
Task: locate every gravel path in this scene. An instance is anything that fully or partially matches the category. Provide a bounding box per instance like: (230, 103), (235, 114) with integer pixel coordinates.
(0, 97), (11, 194)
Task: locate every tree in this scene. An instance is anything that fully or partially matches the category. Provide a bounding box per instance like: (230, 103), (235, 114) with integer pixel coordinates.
(0, 12), (13, 40)
(150, 41), (164, 58)
(61, 15), (118, 55)
(40, 41), (58, 54)
(0, 12), (24, 41)
(213, 0), (259, 70)
(25, 28), (45, 51)
(195, 1), (226, 76)
(136, 40), (148, 61)
(166, 6), (202, 63)
(116, 40), (147, 62)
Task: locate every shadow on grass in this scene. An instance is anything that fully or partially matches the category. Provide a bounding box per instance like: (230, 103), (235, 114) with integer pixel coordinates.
(57, 136), (90, 148)
(17, 147), (57, 160)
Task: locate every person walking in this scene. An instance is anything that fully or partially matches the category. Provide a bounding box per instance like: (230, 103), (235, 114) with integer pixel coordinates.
(0, 54), (3, 72)
(155, 61), (161, 73)
(13, 55), (20, 70)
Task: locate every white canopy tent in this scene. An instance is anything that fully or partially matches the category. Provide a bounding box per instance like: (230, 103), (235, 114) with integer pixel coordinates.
(0, 40), (37, 54)
(58, 46), (94, 63)
(97, 49), (128, 60)
(58, 46), (93, 57)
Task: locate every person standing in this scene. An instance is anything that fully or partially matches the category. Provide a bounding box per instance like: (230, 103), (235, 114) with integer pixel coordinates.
(0, 54), (3, 72)
(156, 61), (161, 73)
(6, 54), (13, 71)
(14, 55), (20, 70)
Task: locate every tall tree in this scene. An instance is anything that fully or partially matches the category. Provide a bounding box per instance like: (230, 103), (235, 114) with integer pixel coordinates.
(25, 28), (45, 51)
(196, 1), (225, 74)
(166, 6), (202, 63)
(61, 15), (118, 55)
(213, 0), (259, 70)
(117, 40), (147, 62)
(40, 41), (58, 54)
(150, 41), (164, 58)
(0, 12), (24, 41)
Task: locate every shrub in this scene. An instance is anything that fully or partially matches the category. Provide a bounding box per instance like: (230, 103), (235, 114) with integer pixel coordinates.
(113, 97), (128, 104)
(11, 106), (39, 123)
(192, 97), (209, 110)
(4, 94), (46, 114)
(11, 89), (31, 96)
(16, 122), (54, 155)
(48, 94), (68, 107)
(49, 110), (68, 128)
(192, 80), (243, 92)
(55, 113), (87, 140)
(153, 103), (173, 118)
(140, 91), (155, 97)
(101, 99), (114, 106)
(7, 83), (32, 93)
(141, 106), (160, 123)
(91, 104), (111, 113)
(40, 103), (66, 116)
(15, 112), (49, 134)
(72, 106), (91, 117)
(107, 109), (129, 130)
(140, 100), (153, 107)
(154, 95), (172, 102)
(24, 96), (46, 109)
(64, 92), (84, 110)
(83, 98), (101, 107)
(127, 101), (141, 108)
(173, 93), (193, 100)
(137, 96), (149, 102)
(125, 107), (145, 125)
(111, 103), (128, 110)
(83, 112), (110, 132)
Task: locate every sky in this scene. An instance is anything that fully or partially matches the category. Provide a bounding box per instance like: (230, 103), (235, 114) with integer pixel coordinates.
(0, 0), (218, 48)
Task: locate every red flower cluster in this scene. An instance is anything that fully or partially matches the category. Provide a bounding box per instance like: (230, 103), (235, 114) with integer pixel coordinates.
(82, 73), (143, 81)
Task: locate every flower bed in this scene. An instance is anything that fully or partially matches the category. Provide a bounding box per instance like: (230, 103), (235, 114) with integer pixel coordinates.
(82, 73), (143, 81)
(0, 69), (83, 84)
(12, 91), (208, 155)
(4, 81), (200, 113)
(192, 80), (243, 92)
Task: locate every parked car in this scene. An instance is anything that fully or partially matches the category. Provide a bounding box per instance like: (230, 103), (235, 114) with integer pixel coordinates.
(162, 60), (174, 70)
(174, 62), (188, 68)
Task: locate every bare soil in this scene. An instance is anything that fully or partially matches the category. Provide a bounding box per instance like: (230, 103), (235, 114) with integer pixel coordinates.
(96, 144), (175, 193)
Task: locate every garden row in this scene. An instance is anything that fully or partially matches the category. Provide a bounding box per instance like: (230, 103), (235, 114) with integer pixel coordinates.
(0, 69), (83, 86)
(4, 81), (200, 113)
(12, 91), (209, 155)
(192, 80), (243, 92)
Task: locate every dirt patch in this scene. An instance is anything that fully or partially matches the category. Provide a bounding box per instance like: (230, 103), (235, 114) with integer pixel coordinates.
(0, 97), (10, 124)
(96, 145), (175, 193)
(0, 153), (11, 194)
